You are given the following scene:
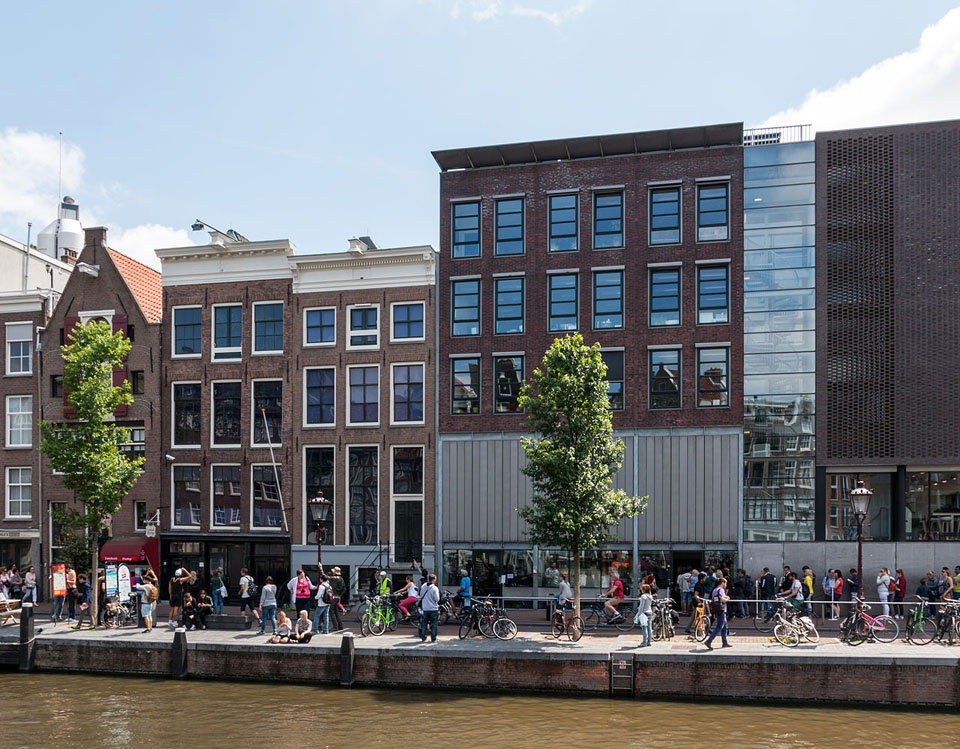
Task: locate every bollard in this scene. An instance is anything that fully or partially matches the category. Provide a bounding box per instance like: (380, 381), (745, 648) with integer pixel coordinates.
(172, 629), (188, 679)
(19, 602), (35, 673)
(339, 632), (355, 687)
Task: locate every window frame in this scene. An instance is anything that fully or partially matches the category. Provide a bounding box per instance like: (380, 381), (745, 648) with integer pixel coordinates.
(649, 267), (682, 327)
(250, 463), (284, 532)
(172, 305), (203, 359)
(494, 197), (525, 256)
(390, 361), (425, 426)
(451, 279), (481, 337)
(391, 444), (425, 498)
(696, 182), (730, 243)
(592, 269), (624, 330)
(251, 378), (284, 447)
(50, 375), (63, 398)
(303, 306), (336, 348)
(302, 444), (336, 546)
(451, 200), (481, 259)
(493, 354), (525, 414)
(171, 381), (202, 449)
(211, 303), (243, 362)
(5, 394), (32, 448)
(649, 348), (682, 410)
(120, 426), (146, 470)
(5, 321), (32, 376)
(303, 366), (336, 428)
(134, 500), (147, 532)
(170, 463), (202, 530)
(345, 444), (379, 546)
(210, 379), (243, 449)
(600, 349), (625, 411)
(547, 272), (579, 332)
(390, 301), (426, 344)
(5, 466), (32, 519)
(696, 346), (730, 408)
(451, 356), (480, 415)
(131, 370), (145, 395)
(593, 191), (624, 249)
(494, 276), (525, 336)
(210, 463), (243, 529)
(648, 186), (681, 245)
(346, 363), (380, 427)
(548, 193), (579, 252)
(346, 303), (380, 351)
(251, 300), (284, 355)
(697, 264), (730, 325)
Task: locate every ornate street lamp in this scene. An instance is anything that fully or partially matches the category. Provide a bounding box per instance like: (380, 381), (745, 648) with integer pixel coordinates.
(848, 479), (873, 599)
(307, 490), (333, 572)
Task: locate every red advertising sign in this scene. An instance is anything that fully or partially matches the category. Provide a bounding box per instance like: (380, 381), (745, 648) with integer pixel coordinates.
(52, 563), (67, 597)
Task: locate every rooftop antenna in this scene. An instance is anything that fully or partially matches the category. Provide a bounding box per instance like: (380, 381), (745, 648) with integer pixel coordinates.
(57, 132), (63, 209)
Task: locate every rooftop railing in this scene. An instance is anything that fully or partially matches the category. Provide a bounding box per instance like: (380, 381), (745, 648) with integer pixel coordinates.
(743, 125), (812, 146)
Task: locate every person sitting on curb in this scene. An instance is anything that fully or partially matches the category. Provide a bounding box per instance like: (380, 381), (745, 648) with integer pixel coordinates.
(292, 610), (313, 643)
(271, 610), (292, 643)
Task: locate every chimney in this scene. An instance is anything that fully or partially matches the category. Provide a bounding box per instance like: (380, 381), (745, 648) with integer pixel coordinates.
(81, 226), (109, 264)
(348, 237), (369, 254)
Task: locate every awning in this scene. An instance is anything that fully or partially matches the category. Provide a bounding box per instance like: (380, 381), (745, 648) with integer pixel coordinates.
(100, 536), (159, 572)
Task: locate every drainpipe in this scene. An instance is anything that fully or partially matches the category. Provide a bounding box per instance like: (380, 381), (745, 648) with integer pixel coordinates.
(22, 223), (32, 291)
(36, 324), (45, 597)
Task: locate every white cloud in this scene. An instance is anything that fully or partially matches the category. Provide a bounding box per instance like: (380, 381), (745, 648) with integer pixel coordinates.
(108, 224), (193, 271)
(757, 7), (960, 132)
(445, 0), (592, 24)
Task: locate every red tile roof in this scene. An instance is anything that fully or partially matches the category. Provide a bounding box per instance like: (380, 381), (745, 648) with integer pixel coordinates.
(107, 248), (162, 323)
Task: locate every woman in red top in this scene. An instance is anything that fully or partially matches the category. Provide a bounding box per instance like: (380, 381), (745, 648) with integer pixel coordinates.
(293, 569), (316, 618)
(830, 570), (843, 620)
(894, 569), (907, 619)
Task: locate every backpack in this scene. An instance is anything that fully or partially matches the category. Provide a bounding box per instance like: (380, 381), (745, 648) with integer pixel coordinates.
(145, 584), (158, 603)
(709, 589), (724, 617)
(322, 585), (333, 604)
(243, 577), (258, 598)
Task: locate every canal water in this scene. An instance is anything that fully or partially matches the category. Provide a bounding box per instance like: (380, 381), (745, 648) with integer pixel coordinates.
(3, 672), (958, 748)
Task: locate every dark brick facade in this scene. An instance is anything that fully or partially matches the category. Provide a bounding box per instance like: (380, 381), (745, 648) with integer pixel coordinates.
(437, 141), (744, 434)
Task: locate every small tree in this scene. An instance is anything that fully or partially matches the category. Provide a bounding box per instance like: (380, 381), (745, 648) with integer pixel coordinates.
(517, 333), (647, 618)
(49, 505), (95, 572)
(40, 320), (143, 625)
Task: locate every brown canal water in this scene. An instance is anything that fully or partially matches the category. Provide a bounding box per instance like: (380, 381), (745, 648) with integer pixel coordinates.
(2, 672), (958, 748)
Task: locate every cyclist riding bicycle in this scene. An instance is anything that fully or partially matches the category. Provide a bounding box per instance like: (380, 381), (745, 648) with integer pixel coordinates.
(776, 572), (804, 616)
(602, 571), (625, 621)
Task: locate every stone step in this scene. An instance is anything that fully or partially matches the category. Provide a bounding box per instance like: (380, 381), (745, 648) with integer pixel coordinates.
(204, 614), (253, 630)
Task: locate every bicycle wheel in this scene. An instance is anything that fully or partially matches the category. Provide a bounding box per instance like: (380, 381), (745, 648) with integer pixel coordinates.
(354, 600), (369, 623)
(694, 616), (709, 642)
(581, 610), (601, 632)
(369, 612), (387, 636)
(774, 622), (800, 647)
(754, 608), (774, 633)
(478, 614), (497, 638)
(846, 618), (868, 646)
(387, 610), (399, 632)
(871, 615), (899, 643)
(652, 617), (664, 641)
(908, 616), (937, 645)
(551, 613), (564, 639)
(568, 616), (583, 642)
(438, 607), (450, 627)
(802, 621), (820, 644)
(360, 613), (371, 637)
(493, 617), (518, 641)
(104, 609), (122, 629)
(615, 609), (635, 632)
(458, 618), (473, 640)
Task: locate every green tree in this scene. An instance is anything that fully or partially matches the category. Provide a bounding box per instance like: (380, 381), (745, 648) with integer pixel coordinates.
(49, 505), (95, 572)
(39, 320), (143, 626)
(517, 333), (647, 618)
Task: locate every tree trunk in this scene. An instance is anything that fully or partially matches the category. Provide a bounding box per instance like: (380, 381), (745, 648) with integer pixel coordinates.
(572, 546), (580, 619)
(90, 538), (99, 627)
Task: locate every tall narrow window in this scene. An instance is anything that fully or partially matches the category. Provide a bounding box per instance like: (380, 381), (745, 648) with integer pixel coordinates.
(253, 302), (284, 353)
(348, 366), (379, 425)
(304, 308), (335, 345)
(393, 447), (424, 495)
(697, 347), (729, 407)
(50, 375), (63, 398)
(173, 307), (202, 356)
(594, 192), (623, 249)
(252, 465), (283, 528)
(134, 501), (147, 531)
(348, 306), (379, 349)
(6, 467), (32, 518)
(649, 186), (680, 244)
(549, 194), (578, 251)
(172, 383), (201, 446)
(650, 349), (681, 409)
(697, 265), (729, 324)
(452, 201), (480, 258)
(305, 368), (335, 425)
(252, 380), (282, 445)
(593, 271), (623, 329)
(120, 427), (146, 464)
(348, 446), (378, 544)
(494, 355), (523, 413)
(495, 198), (524, 255)
(212, 465), (241, 527)
(601, 351), (624, 410)
(172, 465), (201, 527)
(5, 323), (32, 374)
(6, 395), (32, 447)
(452, 280), (480, 336)
(212, 381), (242, 446)
(495, 277), (524, 335)
(304, 447), (334, 544)
(548, 274), (578, 331)
(213, 305), (242, 360)
(650, 269), (681, 326)
(451, 358), (480, 414)
(392, 364), (424, 423)
(131, 371), (145, 395)
(697, 183), (729, 241)
(392, 303), (424, 341)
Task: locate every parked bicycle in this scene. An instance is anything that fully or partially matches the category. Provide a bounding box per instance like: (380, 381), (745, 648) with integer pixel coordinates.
(103, 596), (135, 629)
(904, 596), (937, 645)
(771, 598), (820, 647)
(360, 594), (397, 636)
(839, 597), (899, 645)
(688, 600), (712, 642)
(934, 600), (960, 645)
(458, 599), (517, 640)
(550, 601), (583, 642)
(582, 599), (635, 632)
(651, 597), (676, 641)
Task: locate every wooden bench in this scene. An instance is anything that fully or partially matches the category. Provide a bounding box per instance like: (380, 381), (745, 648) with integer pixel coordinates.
(0, 596), (21, 627)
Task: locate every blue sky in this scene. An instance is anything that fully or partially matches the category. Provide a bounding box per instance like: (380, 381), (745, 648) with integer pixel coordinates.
(2, 1), (959, 268)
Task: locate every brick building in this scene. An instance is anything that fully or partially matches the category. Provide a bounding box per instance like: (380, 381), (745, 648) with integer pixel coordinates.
(432, 124), (745, 597)
(156, 233), (435, 597)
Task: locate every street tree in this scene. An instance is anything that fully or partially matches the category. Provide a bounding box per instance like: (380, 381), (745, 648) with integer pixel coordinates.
(39, 320), (143, 626)
(517, 333), (647, 618)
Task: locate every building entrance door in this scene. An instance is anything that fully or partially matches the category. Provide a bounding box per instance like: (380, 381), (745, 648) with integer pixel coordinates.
(672, 552), (703, 604)
(394, 501), (422, 564)
(208, 543), (245, 602)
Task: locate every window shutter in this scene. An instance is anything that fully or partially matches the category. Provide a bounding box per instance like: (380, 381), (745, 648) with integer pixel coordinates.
(62, 316), (80, 418)
(112, 315), (128, 416)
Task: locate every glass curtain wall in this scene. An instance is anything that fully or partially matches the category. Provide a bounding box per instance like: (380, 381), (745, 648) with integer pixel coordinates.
(742, 141), (816, 541)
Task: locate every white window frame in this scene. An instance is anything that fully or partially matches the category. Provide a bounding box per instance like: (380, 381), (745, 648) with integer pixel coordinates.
(389, 445), (425, 565)
(210, 463), (242, 529)
(5, 466), (32, 519)
(251, 378), (283, 448)
(5, 321), (33, 376)
(210, 380), (243, 449)
(250, 463), (284, 532)
(391, 444), (425, 499)
(346, 303), (380, 351)
(133, 500), (147, 532)
(171, 305), (202, 359)
(389, 301), (426, 344)
(345, 444), (379, 546)
(5, 395), (32, 448)
(390, 361), (425, 426)
(346, 364), (380, 427)
(251, 300), (284, 356)
(302, 444), (336, 546)
(211, 303), (243, 362)
(303, 366), (336, 428)
(121, 426), (146, 473)
(171, 381), (202, 449)
(170, 463), (202, 530)
(303, 306), (337, 348)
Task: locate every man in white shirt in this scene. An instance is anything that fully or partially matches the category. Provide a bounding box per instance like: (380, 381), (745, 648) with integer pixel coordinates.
(419, 573), (441, 643)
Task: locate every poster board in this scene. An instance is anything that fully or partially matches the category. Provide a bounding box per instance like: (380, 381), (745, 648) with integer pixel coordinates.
(105, 564), (119, 599)
(52, 563), (67, 597)
(118, 564), (132, 601)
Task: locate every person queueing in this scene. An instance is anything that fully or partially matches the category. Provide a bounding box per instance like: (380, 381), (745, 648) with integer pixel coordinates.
(395, 575), (419, 622)
(704, 578), (732, 650)
(314, 574), (332, 635)
(211, 568), (226, 615)
(419, 573), (441, 643)
(328, 566), (346, 632)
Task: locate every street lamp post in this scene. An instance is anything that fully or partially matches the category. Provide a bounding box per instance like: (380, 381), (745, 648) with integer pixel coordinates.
(307, 490), (333, 573)
(849, 480), (874, 599)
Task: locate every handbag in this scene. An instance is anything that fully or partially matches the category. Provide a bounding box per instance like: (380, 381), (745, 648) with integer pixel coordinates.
(219, 585), (228, 598)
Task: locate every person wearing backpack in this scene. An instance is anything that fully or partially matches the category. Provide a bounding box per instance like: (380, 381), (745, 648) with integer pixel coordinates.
(136, 580), (156, 632)
(313, 574), (332, 634)
(239, 568), (260, 626)
(704, 577), (732, 650)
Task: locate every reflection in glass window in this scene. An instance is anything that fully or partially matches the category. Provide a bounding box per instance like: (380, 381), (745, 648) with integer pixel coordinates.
(697, 348), (728, 407)
(495, 198), (524, 255)
(392, 364), (424, 423)
(252, 380), (282, 444)
(697, 183), (728, 241)
(173, 383), (201, 446)
(393, 446), (424, 495)
(548, 274), (578, 331)
(495, 278), (524, 334)
(743, 162), (815, 187)
(252, 465), (283, 528)
(6, 323), (32, 374)
(649, 187), (680, 244)
(452, 280), (480, 336)
(305, 368), (335, 425)
(744, 268), (815, 292)
(174, 307), (202, 356)
(452, 358), (479, 414)
(826, 473), (892, 541)
(601, 351), (624, 410)
(5, 467), (31, 517)
(494, 356), (523, 413)
(650, 269), (680, 326)
(6, 395), (31, 447)
(906, 471), (960, 541)
(744, 330), (816, 354)
(212, 381), (242, 445)
(349, 366), (379, 424)
(744, 248), (815, 270)
(212, 465), (241, 526)
(744, 225), (815, 250)
(744, 289), (815, 313)
(744, 204), (815, 230)
(744, 184), (816, 209)
(452, 201), (480, 258)
(593, 192), (623, 248)
(254, 303), (283, 352)
(549, 194), (577, 251)
(649, 349), (680, 409)
(348, 446), (378, 545)
(593, 271), (623, 329)
(697, 265), (728, 324)
(305, 308), (335, 345)
(213, 305), (242, 359)
(744, 310), (815, 333)
(173, 465), (201, 527)
(743, 141), (815, 167)
(304, 448), (334, 544)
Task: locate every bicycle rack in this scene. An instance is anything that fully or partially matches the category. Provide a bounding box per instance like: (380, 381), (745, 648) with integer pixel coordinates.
(609, 654), (635, 698)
